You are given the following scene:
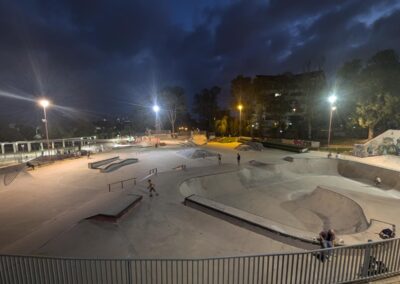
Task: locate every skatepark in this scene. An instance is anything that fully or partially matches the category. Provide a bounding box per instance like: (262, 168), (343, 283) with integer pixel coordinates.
(1, 139), (400, 283)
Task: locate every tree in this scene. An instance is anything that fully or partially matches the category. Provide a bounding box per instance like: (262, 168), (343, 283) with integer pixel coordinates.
(231, 76), (255, 135)
(193, 86), (221, 131)
(354, 49), (400, 139)
(335, 59), (364, 134)
(355, 93), (399, 139)
(215, 115), (228, 136)
(159, 86), (186, 135)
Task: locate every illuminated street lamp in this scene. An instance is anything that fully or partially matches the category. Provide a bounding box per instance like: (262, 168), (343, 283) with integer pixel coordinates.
(327, 95), (337, 147)
(238, 104), (243, 137)
(39, 99), (51, 155)
(153, 105), (160, 132)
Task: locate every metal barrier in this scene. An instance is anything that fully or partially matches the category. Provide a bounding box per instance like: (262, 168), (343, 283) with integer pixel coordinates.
(108, 167), (159, 192)
(1, 238), (400, 283)
(108, 177), (137, 192)
(149, 168), (158, 175)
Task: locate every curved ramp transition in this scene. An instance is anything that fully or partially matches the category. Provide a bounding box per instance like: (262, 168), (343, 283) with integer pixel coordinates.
(282, 186), (369, 234)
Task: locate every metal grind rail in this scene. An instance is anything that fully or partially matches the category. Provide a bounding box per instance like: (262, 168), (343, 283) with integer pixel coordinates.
(108, 168), (158, 192)
(108, 177), (137, 192)
(1, 238), (400, 283)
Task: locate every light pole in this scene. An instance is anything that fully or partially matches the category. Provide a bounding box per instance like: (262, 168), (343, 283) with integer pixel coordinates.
(39, 99), (51, 156)
(238, 104), (243, 137)
(153, 105), (160, 132)
(327, 95), (337, 148)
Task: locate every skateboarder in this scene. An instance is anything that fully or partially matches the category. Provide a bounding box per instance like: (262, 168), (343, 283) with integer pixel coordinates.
(237, 153), (241, 165)
(147, 179), (159, 197)
(375, 176), (382, 187)
(217, 153), (222, 165)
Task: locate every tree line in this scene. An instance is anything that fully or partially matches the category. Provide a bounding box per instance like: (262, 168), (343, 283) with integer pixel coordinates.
(1, 48), (399, 141)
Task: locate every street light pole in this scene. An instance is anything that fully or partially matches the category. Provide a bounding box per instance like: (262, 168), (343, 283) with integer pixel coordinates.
(238, 104), (243, 137)
(39, 99), (50, 156)
(153, 105), (160, 132)
(327, 95), (337, 148)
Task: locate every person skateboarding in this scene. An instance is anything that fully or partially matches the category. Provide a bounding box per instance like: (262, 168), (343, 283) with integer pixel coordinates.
(237, 153), (241, 165)
(375, 176), (382, 187)
(147, 179), (159, 197)
(217, 153), (222, 165)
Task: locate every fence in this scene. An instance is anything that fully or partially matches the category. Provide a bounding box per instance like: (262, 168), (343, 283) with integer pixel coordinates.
(1, 238), (400, 283)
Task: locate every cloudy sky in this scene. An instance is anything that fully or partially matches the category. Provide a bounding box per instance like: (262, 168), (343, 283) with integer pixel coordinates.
(0, 0), (399, 123)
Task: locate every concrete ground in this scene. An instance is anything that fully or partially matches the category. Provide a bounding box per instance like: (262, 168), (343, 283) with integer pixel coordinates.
(0, 142), (399, 259)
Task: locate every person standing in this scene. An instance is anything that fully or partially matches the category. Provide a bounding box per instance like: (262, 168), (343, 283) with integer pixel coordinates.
(147, 179), (159, 197)
(318, 230), (329, 261)
(237, 153), (241, 165)
(326, 229), (336, 260)
(217, 153), (222, 165)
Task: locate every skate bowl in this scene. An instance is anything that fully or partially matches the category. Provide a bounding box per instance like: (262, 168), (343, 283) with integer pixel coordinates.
(281, 186), (368, 234)
(181, 157), (400, 243)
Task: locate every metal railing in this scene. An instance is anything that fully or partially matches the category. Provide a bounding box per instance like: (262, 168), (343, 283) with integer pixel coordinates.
(107, 167), (159, 192)
(108, 177), (137, 192)
(149, 168), (158, 175)
(1, 238), (400, 283)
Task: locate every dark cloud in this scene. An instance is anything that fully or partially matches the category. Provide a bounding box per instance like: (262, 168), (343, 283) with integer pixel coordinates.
(0, 0), (399, 124)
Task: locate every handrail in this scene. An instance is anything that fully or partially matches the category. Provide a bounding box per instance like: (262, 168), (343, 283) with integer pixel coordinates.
(1, 238), (400, 283)
(108, 177), (137, 192)
(107, 168), (158, 191)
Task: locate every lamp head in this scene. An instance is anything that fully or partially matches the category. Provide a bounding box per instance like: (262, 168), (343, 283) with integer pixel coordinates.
(328, 95), (337, 104)
(39, 99), (50, 108)
(153, 105), (160, 113)
(237, 104), (243, 111)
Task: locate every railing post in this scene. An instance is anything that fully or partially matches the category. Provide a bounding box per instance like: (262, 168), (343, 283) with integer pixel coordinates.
(361, 242), (372, 277)
(121, 181), (124, 189)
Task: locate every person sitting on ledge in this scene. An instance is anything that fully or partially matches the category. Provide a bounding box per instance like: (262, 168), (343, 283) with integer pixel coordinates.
(327, 152), (332, 158)
(26, 161), (35, 170)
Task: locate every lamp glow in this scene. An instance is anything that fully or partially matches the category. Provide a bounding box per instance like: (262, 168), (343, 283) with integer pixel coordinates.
(153, 105), (160, 113)
(39, 99), (50, 108)
(328, 95), (337, 104)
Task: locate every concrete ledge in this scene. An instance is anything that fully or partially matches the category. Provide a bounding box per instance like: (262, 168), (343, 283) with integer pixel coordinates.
(88, 156), (119, 169)
(100, 158), (139, 173)
(262, 141), (308, 153)
(86, 194), (142, 222)
(184, 194), (319, 250)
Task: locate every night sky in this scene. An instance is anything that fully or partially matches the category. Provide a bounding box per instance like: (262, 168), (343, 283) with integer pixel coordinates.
(0, 0), (399, 123)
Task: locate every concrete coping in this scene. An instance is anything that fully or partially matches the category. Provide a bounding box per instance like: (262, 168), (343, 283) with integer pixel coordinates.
(185, 194), (392, 246)
(185, 194), (319, 245)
